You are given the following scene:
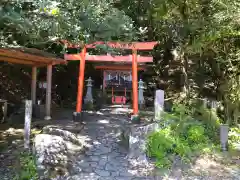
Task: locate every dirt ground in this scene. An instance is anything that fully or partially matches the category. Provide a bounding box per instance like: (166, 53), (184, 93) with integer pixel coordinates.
(0, 108), (239, 180)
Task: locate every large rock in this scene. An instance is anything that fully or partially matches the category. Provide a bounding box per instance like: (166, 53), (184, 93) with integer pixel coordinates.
(120, 122), (159, 164)
(119, 122), (159, 177)
(33, 126), (87, 179)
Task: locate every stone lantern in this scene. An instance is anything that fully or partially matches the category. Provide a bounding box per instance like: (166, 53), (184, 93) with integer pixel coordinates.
(84, 77), (93, 104)
(138, 79), (145, 109)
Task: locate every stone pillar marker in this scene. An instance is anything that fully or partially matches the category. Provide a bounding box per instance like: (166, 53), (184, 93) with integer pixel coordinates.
(24, 100), (32, 150)
(138, 79), (145, 108)
(220, 124), (229, 151)
(84, 77), (93, 104)
(154, 90), (164, 121)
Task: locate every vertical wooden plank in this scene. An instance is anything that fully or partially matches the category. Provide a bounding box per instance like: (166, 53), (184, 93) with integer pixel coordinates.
(45, 64), (52, 120)
(1, 100), (8, 123)
(24, 100), (32, 149)
(31, 66), (37, 105)
(103, 70), (106, 94)
(3, 101), (7, 122)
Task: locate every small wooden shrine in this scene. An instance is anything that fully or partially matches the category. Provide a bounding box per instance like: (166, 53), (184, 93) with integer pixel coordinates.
(95, 63), (148, 105)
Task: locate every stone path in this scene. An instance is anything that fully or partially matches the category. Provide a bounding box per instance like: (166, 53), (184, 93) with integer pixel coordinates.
(67, 108), (156, 180)
(0, 152), (15, 180)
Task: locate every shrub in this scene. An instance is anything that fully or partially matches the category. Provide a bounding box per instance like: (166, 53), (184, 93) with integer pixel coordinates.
(147, 103), (216, 169)
(14, 151), (38, 180)
(187, 125), (207, 144)
(228, 127), (240, 149)
(83, 101), (94, 110)
(147, 127), (177, 168)
(193, 106), (221, 141)
(147, 126), (193, 168)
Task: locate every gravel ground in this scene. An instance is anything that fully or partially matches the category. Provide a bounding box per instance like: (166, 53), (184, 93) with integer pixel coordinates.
(0, 151), (17, 180)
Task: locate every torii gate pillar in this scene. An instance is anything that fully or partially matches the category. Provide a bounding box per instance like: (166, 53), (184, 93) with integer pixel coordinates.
(73, 47), (86, 121)
(132, 49), (138, 115)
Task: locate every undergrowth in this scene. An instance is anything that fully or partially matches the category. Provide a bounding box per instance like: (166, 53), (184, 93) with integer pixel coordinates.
(146, 103), (222, 169)
(229, 127), (240, 149)
(14, 151), (38, 180)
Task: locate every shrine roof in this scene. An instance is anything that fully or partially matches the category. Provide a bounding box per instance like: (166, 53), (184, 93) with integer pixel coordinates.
(0, 48), (66, 66)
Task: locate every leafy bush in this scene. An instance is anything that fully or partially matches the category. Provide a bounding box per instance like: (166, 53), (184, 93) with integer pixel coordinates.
(193, 106), (221, 141)
(187, 125), (207, 144)
(147, 103), (216, 169)
(228, 127), (240, 149)
(147, 127), (181, 168)
(14, 151), (38, 180)
(84, 102), (94, 110)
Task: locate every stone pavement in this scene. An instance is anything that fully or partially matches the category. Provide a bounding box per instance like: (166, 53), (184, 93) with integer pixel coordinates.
(66, 107), (157, 180)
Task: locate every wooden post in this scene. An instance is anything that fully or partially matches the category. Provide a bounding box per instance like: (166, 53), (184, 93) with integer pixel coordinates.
(31, 66), (37, 105)
(132, 49), (138, 115)
(76, 47), (87, 113)
(3, 101), (7, 122)
(103, 71), (106, 94)
(0, 100), (8, 123)
(44, 64), (52, 120)
(24, 100), (32, 149)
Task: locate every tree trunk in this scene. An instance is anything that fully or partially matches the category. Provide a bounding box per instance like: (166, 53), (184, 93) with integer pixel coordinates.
(179, 51), (189, 100)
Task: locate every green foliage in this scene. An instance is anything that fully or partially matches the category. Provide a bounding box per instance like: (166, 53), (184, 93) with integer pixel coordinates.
(14, 152), (38, 180)
(84, 101), (94, 110)
(194, 106), (221, 141)
(147, 127), (179, 168)
(187, 125), (207, 144)
(159, 104), (193, 128)
(228, 127), (240, 150)
(0, 0), (138, 48)
(147, 104), (219, 169)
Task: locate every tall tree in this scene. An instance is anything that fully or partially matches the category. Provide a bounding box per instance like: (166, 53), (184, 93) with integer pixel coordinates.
(149, 0), (240, 99)
(0, 0), (138, 48)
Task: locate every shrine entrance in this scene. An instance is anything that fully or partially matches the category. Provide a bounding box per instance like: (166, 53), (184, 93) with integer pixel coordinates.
(104, 70), (130, 105)
(63, 41), (158, 120)
(96, 65), (146, 105)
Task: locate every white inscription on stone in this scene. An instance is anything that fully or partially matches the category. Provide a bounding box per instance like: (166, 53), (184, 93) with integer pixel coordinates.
(154, 90), (164, 120)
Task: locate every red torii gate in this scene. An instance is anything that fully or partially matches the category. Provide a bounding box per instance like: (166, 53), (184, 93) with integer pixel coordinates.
(63, 41), (158, 120)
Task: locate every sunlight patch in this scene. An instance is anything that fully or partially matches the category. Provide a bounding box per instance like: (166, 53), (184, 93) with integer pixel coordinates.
(98, 119), (109, 124)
